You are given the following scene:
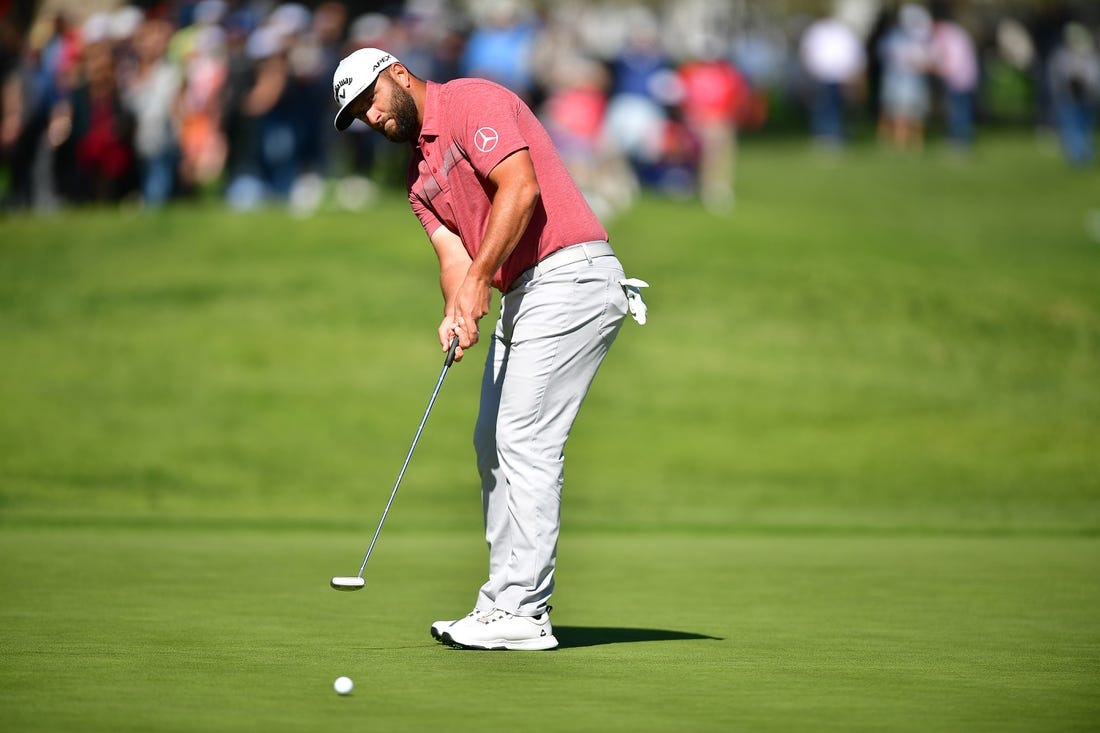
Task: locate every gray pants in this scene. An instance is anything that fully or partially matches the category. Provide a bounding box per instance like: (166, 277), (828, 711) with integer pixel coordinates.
(473, 243), (628, 617)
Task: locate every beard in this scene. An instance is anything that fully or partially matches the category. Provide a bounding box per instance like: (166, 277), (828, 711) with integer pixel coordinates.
(381, 84), (419, 143)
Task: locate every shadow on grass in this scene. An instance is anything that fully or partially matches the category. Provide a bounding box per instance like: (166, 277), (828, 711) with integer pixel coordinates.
(554, 626), (723, 649)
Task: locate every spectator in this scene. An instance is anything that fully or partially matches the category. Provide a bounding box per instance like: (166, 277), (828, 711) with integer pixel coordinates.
(460, 0), (539, 102)
(219, 6), (258, 204)
(2, 13), (76, 211)
(982, 16), (1036, 126)
(2, 23), (51, 210)
(611, 7), (669, 99)
(540, 53), (636, 219)
(1046, 22), (1100, 167)
(303, 1), (348, 180)
(224, 24), (290, 209)
(930, 5), (980, 150)
(677, 40), (755, 212)
(877, 3), (934, 151)
(272, 2), (327, 213)
(799, 12), (866, 148)
(124, 17), (182, 207)
(176, 3), (228, 196)
(57, 39), (138, 203)
(602, 12), (678, 190)
(864, 7), (892, 125)
(1028, 0), (1070, 131)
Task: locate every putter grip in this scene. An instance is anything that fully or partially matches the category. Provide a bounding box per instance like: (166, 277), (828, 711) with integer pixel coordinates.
(445, 334), (460, 367)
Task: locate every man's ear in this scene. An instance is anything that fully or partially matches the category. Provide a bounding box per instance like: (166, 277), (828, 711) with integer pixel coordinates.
(390, 63), (410, 87)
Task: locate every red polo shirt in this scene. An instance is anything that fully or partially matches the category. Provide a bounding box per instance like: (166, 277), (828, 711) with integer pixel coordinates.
(408, 79), (608, 291)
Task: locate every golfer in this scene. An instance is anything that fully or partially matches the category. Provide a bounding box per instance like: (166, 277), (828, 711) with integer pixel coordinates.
(332, 48), (646, 650)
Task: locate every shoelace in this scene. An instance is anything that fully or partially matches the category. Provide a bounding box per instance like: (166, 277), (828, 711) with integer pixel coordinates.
(476, 607), (551, 624)
(476, 610), (508, 624)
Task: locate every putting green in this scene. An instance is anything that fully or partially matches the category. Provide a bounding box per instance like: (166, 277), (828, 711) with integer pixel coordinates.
(1, 526), (1097, 731)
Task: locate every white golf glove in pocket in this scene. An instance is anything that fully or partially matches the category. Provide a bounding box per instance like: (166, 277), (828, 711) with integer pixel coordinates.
(619, 278), (650, 325)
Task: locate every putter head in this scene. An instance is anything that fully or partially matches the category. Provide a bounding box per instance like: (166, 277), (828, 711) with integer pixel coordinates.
(331, 576), (366, 591)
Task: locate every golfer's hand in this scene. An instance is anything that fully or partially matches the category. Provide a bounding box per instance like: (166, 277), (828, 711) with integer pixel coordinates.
(453, 276), (491, 351)
(438, 317), (465, 363)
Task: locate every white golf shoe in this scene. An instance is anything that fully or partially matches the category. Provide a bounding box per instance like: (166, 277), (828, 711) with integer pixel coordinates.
(430, 609), (481, 643)
(441, 608), (558, 651)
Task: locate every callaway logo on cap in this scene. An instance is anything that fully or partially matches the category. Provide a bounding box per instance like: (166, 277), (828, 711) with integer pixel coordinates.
(332, 48), (399, 131)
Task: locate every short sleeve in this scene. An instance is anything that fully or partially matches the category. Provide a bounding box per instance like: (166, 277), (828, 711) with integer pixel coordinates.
(410, 190), (444, 238)
(447, 81), (530, 177)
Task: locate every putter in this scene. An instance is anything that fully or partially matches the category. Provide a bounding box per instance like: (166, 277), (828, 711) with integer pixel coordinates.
(331, 335), (461, 591)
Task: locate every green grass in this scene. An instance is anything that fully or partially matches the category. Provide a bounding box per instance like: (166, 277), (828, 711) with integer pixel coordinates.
(2, 134), (1099, 731)
(2, 528), (1098, 732)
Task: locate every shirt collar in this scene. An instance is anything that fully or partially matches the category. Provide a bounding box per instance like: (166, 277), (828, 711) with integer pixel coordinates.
(418, 81), (442, 144)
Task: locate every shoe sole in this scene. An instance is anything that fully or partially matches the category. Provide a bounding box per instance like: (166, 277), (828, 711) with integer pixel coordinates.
(440, 631), (558, 651)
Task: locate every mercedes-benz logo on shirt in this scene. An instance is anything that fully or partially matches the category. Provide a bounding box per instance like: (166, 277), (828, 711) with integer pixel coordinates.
(474, 127), (499, 153)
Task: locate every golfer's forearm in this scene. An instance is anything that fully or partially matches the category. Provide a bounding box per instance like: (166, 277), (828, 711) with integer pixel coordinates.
(470, 151), (541, 283)
(430, 224), (473, 313)
(439, 264), (467, 312)
(469, 194), (538, 283)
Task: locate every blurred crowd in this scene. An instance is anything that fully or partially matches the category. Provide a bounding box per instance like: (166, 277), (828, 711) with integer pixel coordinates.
(1, 0), (1098, 217)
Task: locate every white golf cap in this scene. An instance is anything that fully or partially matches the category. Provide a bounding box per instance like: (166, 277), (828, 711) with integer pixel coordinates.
(332, 47), (399, 131)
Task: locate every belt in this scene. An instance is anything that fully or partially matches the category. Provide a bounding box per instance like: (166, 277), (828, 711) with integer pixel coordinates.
(508, 241), (615, 292)
(531, 241), (615, 276)
(507, 241), (616, 292)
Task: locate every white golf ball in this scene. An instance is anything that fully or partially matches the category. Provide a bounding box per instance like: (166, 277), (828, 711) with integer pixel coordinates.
(334, 676), (354, 696)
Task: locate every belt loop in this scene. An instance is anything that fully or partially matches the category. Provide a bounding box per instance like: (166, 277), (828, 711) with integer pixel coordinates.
(581, 243), (592, 265)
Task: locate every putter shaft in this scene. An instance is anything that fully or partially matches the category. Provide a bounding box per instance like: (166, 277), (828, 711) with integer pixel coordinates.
(354, 336), (460, 579)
